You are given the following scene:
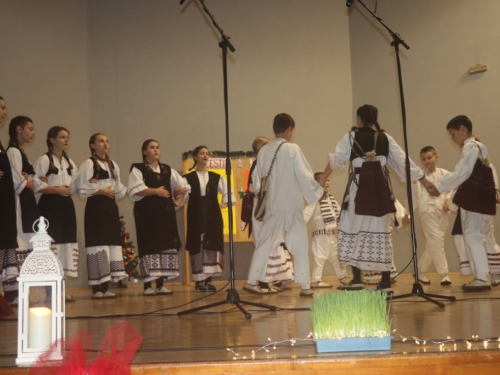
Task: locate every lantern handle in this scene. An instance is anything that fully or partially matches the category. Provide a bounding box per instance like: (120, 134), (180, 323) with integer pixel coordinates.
(33, 216), (50, 233)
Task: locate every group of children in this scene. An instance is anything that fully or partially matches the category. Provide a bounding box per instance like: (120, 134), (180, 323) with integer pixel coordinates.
(0, 95), (236, 306)
(1, 96), (498, 309)
(244, 108), (500, 297)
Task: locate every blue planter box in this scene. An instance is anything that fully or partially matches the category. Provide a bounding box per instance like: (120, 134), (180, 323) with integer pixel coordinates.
(315, 336), (392, 353)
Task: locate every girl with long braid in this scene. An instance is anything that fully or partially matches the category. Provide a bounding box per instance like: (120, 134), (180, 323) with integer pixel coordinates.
(128, 139), (187, 296)
(182, 146), (235, 292)
(4, 116), (44, 305)
(319, 104), (435, 293)
(77, 133), (127, 299)
(34, 126), (79, 302)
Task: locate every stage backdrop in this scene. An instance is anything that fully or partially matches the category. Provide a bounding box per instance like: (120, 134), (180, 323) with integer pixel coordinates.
(181, 150), (255, 283)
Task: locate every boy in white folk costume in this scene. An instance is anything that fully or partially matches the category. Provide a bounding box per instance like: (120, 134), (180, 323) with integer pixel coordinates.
(303, 173), (348, 287)
(428, 115), (500, 291)
(244, 113), (324, 297)
(403, 146), (453, 286)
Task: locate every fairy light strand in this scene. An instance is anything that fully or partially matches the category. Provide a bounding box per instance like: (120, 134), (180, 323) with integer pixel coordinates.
(227, 330), (500, 360)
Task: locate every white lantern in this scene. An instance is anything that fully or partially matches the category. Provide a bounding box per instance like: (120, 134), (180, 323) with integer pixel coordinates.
(16, 217), (65, 366)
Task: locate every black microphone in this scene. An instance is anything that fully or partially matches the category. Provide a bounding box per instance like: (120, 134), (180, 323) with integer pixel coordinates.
(346, 0), (355, 7)
(180, 0), (186, 4)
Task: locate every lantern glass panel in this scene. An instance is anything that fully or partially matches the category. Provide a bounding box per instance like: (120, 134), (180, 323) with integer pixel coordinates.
(25, 284), (53, 350)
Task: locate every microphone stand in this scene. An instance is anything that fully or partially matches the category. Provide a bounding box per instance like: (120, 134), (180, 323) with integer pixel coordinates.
(354, 0), (455, 308)
(177, 0), (276, 319)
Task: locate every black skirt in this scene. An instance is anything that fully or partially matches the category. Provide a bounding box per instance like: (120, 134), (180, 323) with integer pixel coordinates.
(19, 189), (39, 234)
(134, 195), (181, 257)
(0, 151), (17, 249)
(38, 194), (77, 244)
(84, 195), (122, 248)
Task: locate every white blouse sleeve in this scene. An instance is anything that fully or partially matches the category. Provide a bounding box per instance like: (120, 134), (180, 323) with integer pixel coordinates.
(128, 166), (147, 202)
(435, 142), (479, 193)
(171, 169), (188, 191)
(7, 148), (27, 195)
(77, 159), (99, 198)
(328, 133), (351, 171)
(112, 162), (127, 199)
(176, 176), (191, 209)
(68, 159), (79, 195)
(33, 154), (50, 196)
(218, 176), (236, 204)
(386, 134), (424, 182)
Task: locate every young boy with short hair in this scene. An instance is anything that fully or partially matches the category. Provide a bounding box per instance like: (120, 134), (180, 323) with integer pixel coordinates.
(428, 115), (500, 291)
(303, 173), (348, 287)
(406, 146), (452, 285)
(244, 113), (323, 297)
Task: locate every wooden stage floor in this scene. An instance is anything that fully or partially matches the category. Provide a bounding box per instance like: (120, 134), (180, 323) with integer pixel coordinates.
(1, 273), (500, 374)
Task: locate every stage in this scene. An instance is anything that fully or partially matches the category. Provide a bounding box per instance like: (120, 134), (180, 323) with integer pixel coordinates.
(1, 273), (500, 374)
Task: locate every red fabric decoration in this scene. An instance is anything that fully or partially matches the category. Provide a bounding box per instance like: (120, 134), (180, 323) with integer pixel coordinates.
(29, 321), (142, 375)
(0, 295), (14, 318)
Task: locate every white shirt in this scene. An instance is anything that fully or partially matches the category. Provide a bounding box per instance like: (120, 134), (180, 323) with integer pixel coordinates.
(328, 131), (424, 182)
(436, 137), (499, 193)
(33, 153), (79, 196)
(76, 158), (127, 199)
(410, 167), (451, 214)
(7, 147), (47, 195)
(182, 170), (236, 205)
(128, 164), (187, 202)
(252, 138), (323, 213)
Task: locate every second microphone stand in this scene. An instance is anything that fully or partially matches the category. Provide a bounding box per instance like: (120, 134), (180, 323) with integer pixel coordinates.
(354, 0), (456, 308)
(177, 0), (276, 320)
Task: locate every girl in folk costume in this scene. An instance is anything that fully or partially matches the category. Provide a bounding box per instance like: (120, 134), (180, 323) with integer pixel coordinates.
(0, 97), (19, 311)
(3, 116), (45, 305)
(182, 146), (235, 292)
(77, 133), (127, 299)
(318, 105), (434, 293)
(128, 139), (188, 296)
(34, 126), (79, 302)
(247, 136), (294, 294)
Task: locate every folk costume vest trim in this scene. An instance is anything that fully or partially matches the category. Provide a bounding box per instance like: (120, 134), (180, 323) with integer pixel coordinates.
(342, 129), (396, 217)
(184, 171), (224, 255)
(6, 144), (39, 233)
(44, 152), (73, 177)
(131, 163), (181, 257)
(38, 153), (77, 244)
(84, 157), (121, 247)
(452, 142), (497, 216)
(0, 141), (18, 248)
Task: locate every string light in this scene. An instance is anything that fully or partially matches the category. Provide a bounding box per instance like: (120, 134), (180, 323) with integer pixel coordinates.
(227, 329), (500, 360)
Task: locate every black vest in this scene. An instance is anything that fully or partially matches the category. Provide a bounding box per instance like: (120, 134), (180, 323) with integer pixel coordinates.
(44, 152), (72, 177)
(131, 163), (181, 256)
(184, 171), (224, 254)
(350, 128), (389, 161)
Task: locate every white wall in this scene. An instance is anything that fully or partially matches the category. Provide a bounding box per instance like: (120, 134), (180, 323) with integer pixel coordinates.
(1, 0), (352, 286)
(348, 0), (500, 275)
(4, 0), (498, 286)
(87, 0), (353, 281)
(0, 0), (90, 287)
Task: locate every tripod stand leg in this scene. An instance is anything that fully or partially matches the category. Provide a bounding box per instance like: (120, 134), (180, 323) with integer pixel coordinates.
(177, 300), (227, 316)
(233, 302), (252, 320)
(419, 294), (445, 309)
(424, 293), (456, 301)
(240, 300), (277, 311)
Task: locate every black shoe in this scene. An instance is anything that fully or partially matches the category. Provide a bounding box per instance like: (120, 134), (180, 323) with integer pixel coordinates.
(205, 281), (216, 292)
(117, 280), (128, 289)
(195, 282), (207, 292)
